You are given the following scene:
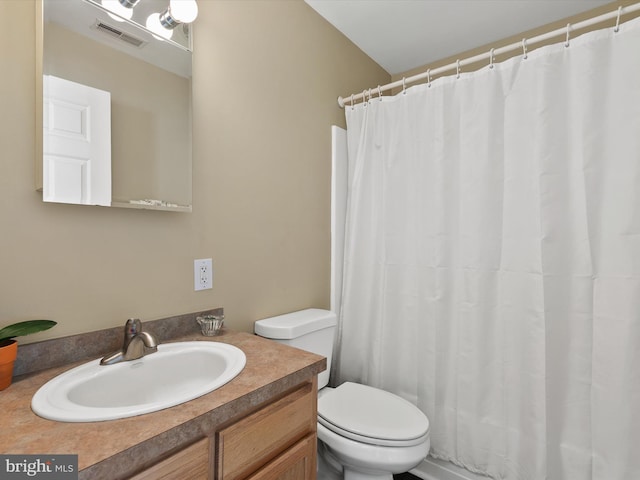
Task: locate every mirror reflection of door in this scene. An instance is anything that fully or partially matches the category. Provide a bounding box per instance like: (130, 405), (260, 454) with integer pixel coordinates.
(40, 0), (193, 211)
(43, 75), (111, 206)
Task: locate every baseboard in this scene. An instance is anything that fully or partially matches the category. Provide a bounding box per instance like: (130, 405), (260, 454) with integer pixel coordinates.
(409, 457), (490, 480)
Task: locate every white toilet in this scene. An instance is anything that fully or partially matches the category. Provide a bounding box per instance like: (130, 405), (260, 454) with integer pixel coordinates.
(254, 308), (430, 480)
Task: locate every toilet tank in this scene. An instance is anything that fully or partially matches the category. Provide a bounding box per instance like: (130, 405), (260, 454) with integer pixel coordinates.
(254, 309), (336, 389)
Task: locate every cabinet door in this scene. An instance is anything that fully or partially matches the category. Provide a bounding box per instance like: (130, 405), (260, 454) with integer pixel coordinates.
(129, 438), (209, 480)
(216, 381), (316, 480)
(246, 434), (316, 480)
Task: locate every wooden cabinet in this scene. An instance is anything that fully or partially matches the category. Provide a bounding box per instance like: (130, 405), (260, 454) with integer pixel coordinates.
(215, 380), (317, 480)
(128, 379), (317, 480)
(245, 434), (316, 480)
(129, 438), (209, 480)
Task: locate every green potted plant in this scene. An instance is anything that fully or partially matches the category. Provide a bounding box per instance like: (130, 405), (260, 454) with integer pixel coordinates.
(0, 320), (56, 390)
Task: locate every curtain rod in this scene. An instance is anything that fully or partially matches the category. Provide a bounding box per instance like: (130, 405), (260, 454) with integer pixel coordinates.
(338, 2), (640, 108)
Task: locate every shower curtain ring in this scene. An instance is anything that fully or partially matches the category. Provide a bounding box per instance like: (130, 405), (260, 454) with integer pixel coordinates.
(522, 38), (528, 59)
(402, 77), (407, 94)
(362, 90), (368, 107)
(377, 85), (383, 101)
(615, 6), (622, 32)
(350, 94), (354, 110)
(456, 59), (461, 79)
(427, 69), (432, 87)
(367, 88), (372, 103)
(489, 48), (495, 69)
(565, 23), (571, 47)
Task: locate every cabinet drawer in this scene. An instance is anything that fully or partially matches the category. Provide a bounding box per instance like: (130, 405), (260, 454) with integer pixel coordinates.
(129, 438), (209, 480)
(216, 381), (316, 480)
(246, 434), (316, 480)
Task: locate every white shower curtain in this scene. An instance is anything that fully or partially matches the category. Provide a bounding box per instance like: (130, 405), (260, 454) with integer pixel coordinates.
(336, 16), (640, 480)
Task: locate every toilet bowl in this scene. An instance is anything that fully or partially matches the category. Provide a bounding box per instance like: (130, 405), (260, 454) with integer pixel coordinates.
(317, 382), (430, 480)
(254, 309), (430, 480)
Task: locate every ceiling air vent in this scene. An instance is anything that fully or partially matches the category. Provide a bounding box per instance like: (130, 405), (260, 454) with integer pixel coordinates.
(93, 21), (146, 48)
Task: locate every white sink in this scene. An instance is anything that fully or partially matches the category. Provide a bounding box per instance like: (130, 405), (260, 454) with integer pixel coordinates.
(32, 341), (246, 422)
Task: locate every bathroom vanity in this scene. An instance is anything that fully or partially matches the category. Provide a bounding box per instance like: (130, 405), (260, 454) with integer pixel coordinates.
(131, 379), (317, 480)
(0, 323), (325, 479)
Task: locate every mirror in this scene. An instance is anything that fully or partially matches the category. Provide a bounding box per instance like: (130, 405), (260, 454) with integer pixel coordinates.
(38, 0), (193, 212)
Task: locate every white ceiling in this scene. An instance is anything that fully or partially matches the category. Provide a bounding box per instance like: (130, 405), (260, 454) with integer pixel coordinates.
(305, 0), (612, 74)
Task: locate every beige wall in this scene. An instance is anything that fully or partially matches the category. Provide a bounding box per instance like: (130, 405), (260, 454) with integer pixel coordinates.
(0, 0), (389, 342)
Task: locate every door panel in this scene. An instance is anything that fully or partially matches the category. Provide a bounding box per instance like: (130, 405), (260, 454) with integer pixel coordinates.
(43, 74), (111, 206)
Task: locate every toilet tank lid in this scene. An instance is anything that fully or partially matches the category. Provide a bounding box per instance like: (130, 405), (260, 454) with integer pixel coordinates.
(255, 308), (337, 339)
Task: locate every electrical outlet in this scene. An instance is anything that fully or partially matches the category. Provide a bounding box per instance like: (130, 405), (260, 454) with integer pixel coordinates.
(194, 258), (213, 291)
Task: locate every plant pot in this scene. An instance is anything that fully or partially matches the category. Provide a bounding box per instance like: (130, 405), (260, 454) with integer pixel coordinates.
(0, 340), (18, 390)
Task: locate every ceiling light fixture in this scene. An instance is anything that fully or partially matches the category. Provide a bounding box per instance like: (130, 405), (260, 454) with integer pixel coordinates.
(145, 12), (174, 40)
(159, 0), (199, 29)
(118, 0), (140, 7)
(101, 0), (135, 21)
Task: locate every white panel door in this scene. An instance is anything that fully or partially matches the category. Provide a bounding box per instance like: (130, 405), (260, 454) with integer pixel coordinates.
(43, 75), (111, 206)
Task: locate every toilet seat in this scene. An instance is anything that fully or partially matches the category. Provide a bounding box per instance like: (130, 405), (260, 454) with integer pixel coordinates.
(318, 382), (430, 447)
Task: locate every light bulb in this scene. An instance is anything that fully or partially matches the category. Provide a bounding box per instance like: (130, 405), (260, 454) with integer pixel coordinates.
(169, 0), (198, 23)
(102, 0), (133, 21)
(146, 13), (174, 40)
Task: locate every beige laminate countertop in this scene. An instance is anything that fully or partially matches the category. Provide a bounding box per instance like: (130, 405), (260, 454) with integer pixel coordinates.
(0, 330), (326, 479)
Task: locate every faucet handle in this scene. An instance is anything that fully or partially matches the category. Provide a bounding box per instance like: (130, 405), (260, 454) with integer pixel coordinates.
(124, 318), (142, 336)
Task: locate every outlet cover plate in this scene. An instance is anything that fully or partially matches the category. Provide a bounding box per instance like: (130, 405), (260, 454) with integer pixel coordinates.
(194, 258), (213, 291)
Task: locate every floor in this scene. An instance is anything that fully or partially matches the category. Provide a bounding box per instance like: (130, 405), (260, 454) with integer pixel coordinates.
(394, 473), (421, 480)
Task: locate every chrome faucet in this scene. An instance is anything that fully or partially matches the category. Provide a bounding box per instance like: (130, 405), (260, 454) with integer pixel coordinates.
(100, 318), (158, 366)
